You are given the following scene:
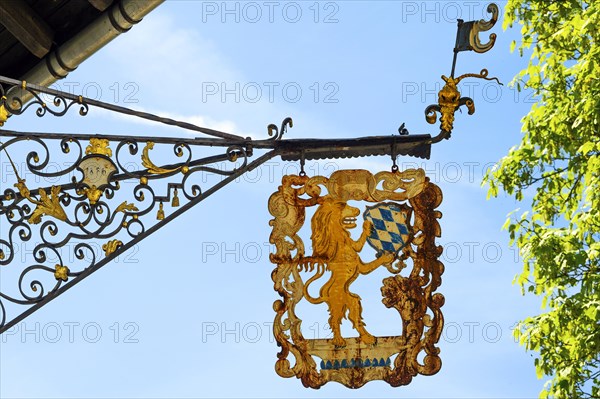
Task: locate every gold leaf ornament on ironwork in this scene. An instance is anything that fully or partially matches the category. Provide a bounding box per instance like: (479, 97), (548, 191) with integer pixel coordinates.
(85, 138), (112, 157)
(14, 179), (31, 200)
(102, 239), (123, 257)
(54, 265), (70, 282)
(0, 101), (9, 126)
(268, 168), (444, 389)
(425, 69), (501, 133)
(141, 141), (184, 174)
(115, 201), (139, 213)
(26, 185), (68, 225)
(2, 145), (66, 224)
(78, 185), (103, 205)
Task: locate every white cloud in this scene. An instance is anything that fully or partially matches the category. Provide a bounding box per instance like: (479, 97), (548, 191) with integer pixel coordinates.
(87, 13), (259, 138)
(106, 13), (239, 86)
(95, 11), (349, 142)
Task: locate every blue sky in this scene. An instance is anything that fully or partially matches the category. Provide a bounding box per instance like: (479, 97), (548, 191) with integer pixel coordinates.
(1, 1), (547, 398)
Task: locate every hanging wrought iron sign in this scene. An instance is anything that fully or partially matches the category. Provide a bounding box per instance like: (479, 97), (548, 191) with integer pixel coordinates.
(269, 169), (443, 388)
(0, 2), (499, 390)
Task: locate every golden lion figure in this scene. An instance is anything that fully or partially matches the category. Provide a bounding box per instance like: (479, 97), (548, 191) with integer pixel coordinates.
(302, 197), (395, 347)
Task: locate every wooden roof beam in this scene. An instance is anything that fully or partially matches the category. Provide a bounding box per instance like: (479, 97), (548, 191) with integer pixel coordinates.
(0, 1), (54, 59)
(88, 0), (114, 12)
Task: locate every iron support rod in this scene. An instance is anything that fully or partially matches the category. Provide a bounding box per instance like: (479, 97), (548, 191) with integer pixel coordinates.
(0, 76), (244, 141)
(0, 129), (242, 147)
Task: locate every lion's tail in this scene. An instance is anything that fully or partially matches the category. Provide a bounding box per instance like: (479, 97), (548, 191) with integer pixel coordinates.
(300, 257), (327, 304)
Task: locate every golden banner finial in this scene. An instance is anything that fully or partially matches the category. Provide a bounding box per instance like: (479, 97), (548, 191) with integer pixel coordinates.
(426, 69), (502, 133)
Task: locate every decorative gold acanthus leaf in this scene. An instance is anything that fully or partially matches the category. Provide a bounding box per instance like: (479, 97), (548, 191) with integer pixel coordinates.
(115, 201), (139, 213)
(28, 186), (67, 225)
(141, 141), (181, 174)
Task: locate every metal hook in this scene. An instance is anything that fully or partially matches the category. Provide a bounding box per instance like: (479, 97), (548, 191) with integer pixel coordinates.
(299, 151), (306, 177)
(391, 145), (398, 173)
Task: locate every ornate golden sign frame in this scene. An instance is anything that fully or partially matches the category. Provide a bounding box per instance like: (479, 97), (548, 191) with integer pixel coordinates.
(268, 169), (444, 388)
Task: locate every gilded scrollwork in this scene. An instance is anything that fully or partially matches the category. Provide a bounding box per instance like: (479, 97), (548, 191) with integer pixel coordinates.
(269, 169), (444, 388)
(425, 69), (501, 133)
(114, 201), (139, 214)
(102, 239), (123, 257)
(2, 143), (67, 225)
(78, 185), (103, 205)
(141, 141), (186, 175)
(85, 138), (112, 157)
(0, 133), (251, 332)
(0, 102), (9, 126)
(54, 265), (70, 282)
(26, 185), (68, 225)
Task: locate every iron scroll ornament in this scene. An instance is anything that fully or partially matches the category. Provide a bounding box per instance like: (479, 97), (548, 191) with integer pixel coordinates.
(0, 132), (265, 331)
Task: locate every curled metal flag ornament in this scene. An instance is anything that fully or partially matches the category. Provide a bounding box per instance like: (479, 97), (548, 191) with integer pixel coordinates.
(268, 169), (444, 388)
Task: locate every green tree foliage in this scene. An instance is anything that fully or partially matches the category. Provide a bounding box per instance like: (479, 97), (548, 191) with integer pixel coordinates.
(485, 1), (600, 398)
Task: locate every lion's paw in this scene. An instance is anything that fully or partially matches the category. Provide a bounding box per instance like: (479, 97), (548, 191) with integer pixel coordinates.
(359, 332), (376, 346)
(331, 336), (347, 347)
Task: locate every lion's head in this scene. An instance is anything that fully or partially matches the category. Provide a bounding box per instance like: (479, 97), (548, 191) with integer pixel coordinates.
(310, 197), (359, 260)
